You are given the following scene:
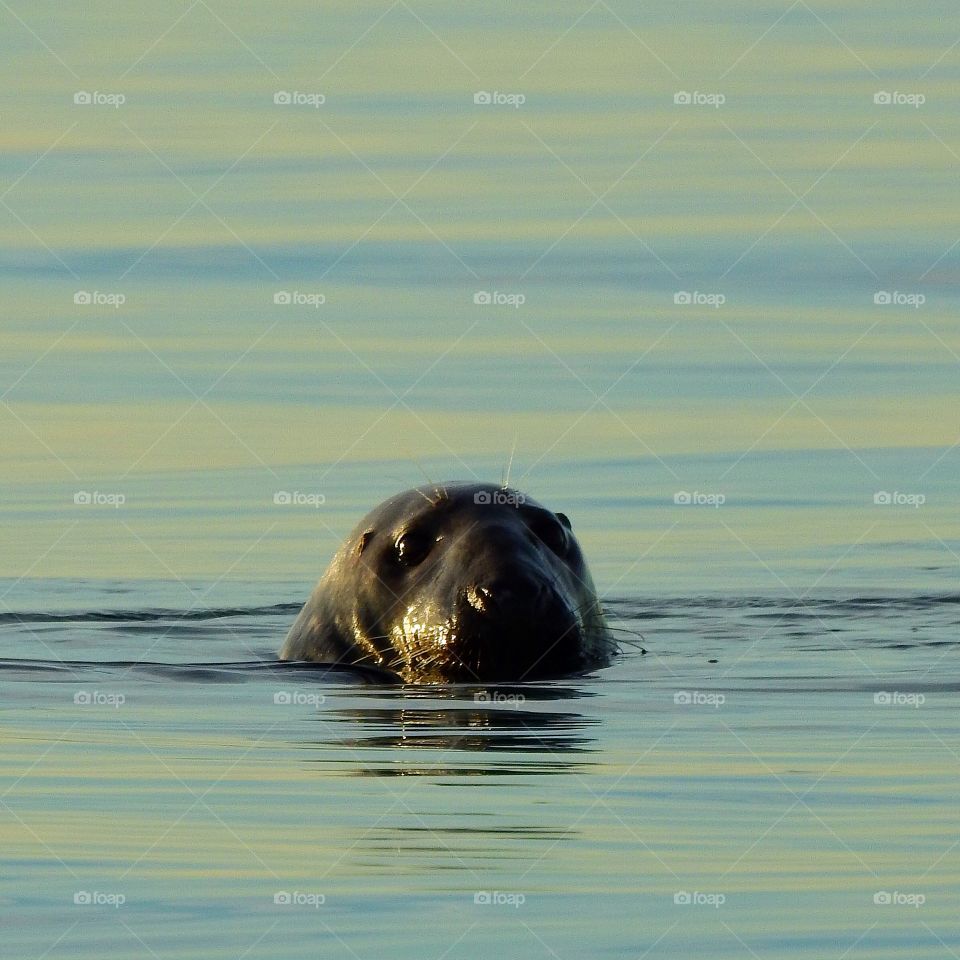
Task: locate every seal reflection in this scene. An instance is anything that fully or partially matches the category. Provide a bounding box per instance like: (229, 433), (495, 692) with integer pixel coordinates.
(297, 685), (602, 865)
(302, 685), (600, 778)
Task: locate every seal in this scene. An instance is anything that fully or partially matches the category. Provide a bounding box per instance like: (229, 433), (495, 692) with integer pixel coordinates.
(280, 482), (613, 682)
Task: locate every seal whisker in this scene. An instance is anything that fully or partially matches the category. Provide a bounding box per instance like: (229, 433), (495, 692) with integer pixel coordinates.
(413, 488), (438, 506)
(409, 457), (434, 488)
(502, 429), (519, 490)
(612, 637), (646, 652)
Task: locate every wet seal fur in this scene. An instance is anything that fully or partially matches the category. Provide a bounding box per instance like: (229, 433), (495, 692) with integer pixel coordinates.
(280, 482), (613, 682)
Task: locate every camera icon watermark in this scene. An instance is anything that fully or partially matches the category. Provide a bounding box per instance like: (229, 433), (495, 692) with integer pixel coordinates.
(674, 890), (725, 907)
(673, 290), (725, 307)
(273, 490), (325, 507)
(873, 290), (924, 308)
(273, 690), (325, 707)
(473, 490), (526, 506)
(873, 491), (925, 508)
(74, 890), (125, 907)
(473, 290), (525, 307)
(873, 691), (925, 708)
(474, 890), (525, 907)
(73, 490), (126, 508)
(473, 690), (526, 705)
(873, 890), (925, 907)
(674, 91), (725, 108)
(473, 90), (526, 108)
(674, 690), (725, 708)
(273, 890), (325, 907)
(673, 490), (725, 507)
(74, 290), (126, 308)
(273, 290), (325, 307)
(73, 91), (125, 108)
(74, 690), (126, 708)
(273, 90), (325, 107)
(873, 91), (925, 107)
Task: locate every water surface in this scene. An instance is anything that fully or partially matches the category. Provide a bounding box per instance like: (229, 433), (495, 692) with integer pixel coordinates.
(2, 0), (959, 956)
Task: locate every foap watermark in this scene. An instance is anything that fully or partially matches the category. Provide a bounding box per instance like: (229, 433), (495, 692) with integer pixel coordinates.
(273, 491), (325, 507)
(273, 891), (325, 908)
(873, 491), (925, 508)
(473, 90), (525, 108)
(274, 290), (325, 307)
(74, 891), (125, 907)
(74, 491), (125, 508)
(874, 691), (925, 708)
(874, 890), (925, 908)
(674, 891), (725, 908)
(273, 690), (326, 707)
(674, 491), (725, 507)
(474, 690), (526, 705)
(674, 690), (725, 708)
(874, 290), (924, 308)
(474, 891), (525, 907)
(473, 290), (525, 307)
(73, 90), (125, 108)
(273, 90), (326, 108)
(674, 290), (725, 308)
(674, 90), (725, 108)
(74, 290), (125, 308)
(873, 91), (925, 108)
(474, 490), (526, 506)
(74, 690), (126, 708)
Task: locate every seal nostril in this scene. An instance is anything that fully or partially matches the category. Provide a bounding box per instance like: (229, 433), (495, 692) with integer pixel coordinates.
(466, 584), (494, 613)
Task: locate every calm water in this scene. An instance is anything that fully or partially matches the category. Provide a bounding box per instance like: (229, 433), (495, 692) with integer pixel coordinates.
(3, 586), (960, 958)
(2, 0), (959, 956)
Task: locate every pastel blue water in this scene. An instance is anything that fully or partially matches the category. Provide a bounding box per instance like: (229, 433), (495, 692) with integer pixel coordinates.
(2, 0), (960, 957)
(2, 585), (960, 958)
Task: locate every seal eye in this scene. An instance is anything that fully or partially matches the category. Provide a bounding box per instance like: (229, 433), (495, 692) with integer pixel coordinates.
(530, 515), (569, 556)
(395, 530), (434, 568)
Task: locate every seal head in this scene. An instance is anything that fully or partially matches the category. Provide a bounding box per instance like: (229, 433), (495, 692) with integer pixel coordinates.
(280, 482), (612, 682)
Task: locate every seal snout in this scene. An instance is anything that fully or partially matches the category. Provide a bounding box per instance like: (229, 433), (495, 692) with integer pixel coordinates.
(466, 573), (550, 619)
(457, 569), (585, 680)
